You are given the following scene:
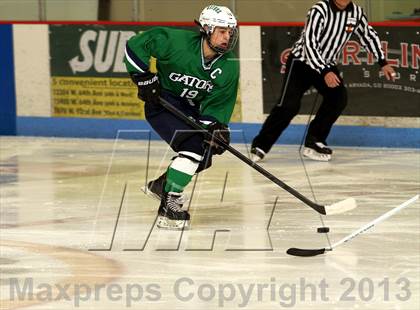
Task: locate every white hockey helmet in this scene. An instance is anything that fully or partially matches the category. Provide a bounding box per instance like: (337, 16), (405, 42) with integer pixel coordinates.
(196, 5), (238, 54)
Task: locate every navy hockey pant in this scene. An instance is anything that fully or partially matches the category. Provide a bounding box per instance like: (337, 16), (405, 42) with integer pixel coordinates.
(144, 92), (213, 172)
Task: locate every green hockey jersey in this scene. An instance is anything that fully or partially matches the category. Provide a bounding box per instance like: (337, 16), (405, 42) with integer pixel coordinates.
(124, 27), (239, 124)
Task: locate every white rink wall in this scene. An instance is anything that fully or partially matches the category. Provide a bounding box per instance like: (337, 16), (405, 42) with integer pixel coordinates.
(13, 24), (51, 117)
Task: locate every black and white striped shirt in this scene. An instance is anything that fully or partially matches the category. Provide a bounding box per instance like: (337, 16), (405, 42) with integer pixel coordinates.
(291, 0), (387, 75)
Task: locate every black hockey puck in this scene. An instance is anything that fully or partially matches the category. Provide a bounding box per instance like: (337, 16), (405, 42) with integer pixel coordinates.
(317, 227), (330, 233)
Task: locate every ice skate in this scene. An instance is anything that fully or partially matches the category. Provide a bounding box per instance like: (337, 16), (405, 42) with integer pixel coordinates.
(157, 191), (190, 230)
(144, 173), (166, 200)
(250, 147), (266, 163)
(302, 140), (333, 162)
(145, 173), (186, 204)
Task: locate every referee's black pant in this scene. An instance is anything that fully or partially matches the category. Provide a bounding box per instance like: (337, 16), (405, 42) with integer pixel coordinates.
(252, 55), (347, 153)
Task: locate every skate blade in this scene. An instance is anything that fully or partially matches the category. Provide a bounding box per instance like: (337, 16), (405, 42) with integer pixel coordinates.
(302, 148), (331, 162)
(157, 216), (190, 230)
(141, 186), (162, 201)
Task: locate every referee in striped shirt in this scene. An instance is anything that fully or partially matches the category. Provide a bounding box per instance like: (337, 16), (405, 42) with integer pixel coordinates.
(251, 0), (396, 162)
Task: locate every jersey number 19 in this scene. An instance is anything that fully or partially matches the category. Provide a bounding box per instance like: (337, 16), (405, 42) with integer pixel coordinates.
(180, 88), (198, 99)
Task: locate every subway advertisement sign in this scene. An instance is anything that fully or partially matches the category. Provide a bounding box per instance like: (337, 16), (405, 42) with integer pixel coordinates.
(49, 25), (147, 119)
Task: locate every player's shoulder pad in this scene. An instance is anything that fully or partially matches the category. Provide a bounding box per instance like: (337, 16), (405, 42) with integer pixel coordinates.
(128, 27), (170, 45)
(141, 27), (173, 39)
(135, 26), (189, 40)
(151, 26), (197, 41)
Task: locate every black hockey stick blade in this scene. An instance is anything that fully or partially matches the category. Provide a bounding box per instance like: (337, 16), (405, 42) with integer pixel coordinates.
(286, 247), (327, 257)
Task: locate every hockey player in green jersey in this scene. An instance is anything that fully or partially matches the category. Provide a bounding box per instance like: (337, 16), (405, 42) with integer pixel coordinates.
(124, 5), (239, 229)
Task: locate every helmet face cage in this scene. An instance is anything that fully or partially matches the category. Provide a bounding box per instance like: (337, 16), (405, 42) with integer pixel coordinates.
(198, 5), (238, 54)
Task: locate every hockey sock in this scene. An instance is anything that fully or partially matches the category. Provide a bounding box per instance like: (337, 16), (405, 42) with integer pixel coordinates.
(164, 153), (200, 193)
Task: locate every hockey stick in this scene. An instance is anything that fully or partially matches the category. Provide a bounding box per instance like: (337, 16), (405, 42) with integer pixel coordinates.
(159, 96), (357, 216)
(287, 194), (419, 257)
